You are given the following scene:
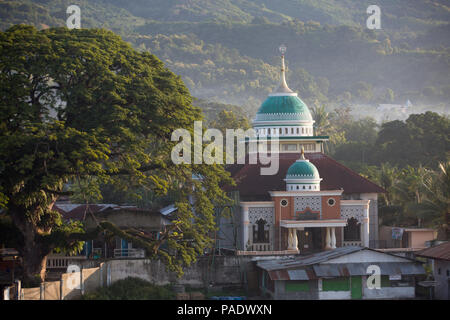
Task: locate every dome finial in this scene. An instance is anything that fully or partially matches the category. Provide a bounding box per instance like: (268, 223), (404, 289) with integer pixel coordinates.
(300, 146), (305, 160)
(276, 44), (293, 93)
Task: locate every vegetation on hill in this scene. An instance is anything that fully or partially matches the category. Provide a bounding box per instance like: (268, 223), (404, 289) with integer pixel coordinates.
(0, 0), (449, 115)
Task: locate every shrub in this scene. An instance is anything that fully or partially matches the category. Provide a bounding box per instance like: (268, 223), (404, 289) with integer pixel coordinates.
(82, 277), (175, 300)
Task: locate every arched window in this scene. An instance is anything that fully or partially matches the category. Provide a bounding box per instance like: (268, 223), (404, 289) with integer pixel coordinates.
(344, 218), (361, 241)
(253, 219), (269, 243)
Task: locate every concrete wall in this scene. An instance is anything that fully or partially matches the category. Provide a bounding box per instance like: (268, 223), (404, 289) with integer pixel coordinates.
(21, 263), (106, 300)
(21, 287), (40, 300)
(107, 256), (247, 288)
(43, 281), (60, 300)
(319, 290), (351, 300)
(363, 287), (415, 299)
(434, 259), (450, 300)
(410, 231), (436, 248)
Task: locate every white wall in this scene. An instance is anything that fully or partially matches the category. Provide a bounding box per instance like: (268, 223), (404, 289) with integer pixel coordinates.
(363, 287), (415, 299)
(319, 291), (351, 300)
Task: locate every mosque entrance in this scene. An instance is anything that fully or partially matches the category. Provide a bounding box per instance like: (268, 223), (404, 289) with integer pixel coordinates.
(297, 228), (323, 254)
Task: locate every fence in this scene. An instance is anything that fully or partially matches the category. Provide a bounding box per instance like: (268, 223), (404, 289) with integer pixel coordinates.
(17, 263), (107, 300)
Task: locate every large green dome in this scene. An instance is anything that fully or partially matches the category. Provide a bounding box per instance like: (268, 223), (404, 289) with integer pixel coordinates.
(255, 95), (313, 122)
(286, 160), (320, 180)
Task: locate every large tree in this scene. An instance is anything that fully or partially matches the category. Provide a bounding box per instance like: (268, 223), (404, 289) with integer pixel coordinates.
(0, 25), (231, 283)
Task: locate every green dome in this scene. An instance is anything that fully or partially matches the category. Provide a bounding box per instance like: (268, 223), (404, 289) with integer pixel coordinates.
(286, 160), (320, 180)
(255, 95), (313, 122)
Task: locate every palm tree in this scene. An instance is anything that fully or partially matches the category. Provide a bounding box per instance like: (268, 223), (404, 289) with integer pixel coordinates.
(311, 102), (330, 135)
(393, 165), (429, 226)
(413, 162), (450, 239)
(377, 163), (401, 206)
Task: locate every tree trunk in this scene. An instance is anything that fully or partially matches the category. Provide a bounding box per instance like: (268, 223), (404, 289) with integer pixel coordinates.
(21, 231), (50, 284)
(10, 205), (52, 284)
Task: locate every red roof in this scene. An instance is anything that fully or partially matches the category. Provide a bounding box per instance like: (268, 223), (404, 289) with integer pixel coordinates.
(225, 152), (385, 201)
(416, 242), (450, 261)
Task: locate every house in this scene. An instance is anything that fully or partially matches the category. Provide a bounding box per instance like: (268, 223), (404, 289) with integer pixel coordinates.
(46, 203), (175, 272)
(416, 242), (450, 300)
(256, 246), (425, 300)
(378, 226), (437, 253)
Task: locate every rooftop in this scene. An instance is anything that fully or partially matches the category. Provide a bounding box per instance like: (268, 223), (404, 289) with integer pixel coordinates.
(225, 152), (385, 200)
(416, 241), (450, 261)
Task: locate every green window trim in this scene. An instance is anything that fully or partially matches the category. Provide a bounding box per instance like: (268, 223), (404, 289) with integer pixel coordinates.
(322, 277), (350, 291)
(285, 281), (310, 292)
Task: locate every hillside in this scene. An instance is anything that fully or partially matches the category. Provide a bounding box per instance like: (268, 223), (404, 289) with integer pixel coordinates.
(1, 0), (449, 116)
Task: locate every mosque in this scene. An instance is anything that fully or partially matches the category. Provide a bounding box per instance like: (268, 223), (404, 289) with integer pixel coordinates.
(220, 47), (385, 255)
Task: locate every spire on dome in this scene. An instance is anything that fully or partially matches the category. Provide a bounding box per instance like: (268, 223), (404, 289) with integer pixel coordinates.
(299, 146), (305, 160)
(276, 44), (294, 94)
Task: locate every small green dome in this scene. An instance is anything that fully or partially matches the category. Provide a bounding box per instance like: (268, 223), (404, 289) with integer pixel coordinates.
(255, 95), (313, 122)
(286, 160), (320, 180)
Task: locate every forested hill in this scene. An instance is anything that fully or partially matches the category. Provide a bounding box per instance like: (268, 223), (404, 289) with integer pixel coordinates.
(1, 0), (450, 116)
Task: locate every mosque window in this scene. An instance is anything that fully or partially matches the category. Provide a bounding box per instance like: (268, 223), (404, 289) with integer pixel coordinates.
(280, 199), (289, 207)
(302, 186), (305, 189)
(309, 186), (311, 189)
(296, 128), (299, 134)
(253, 219), (269, 243)
(344, 218), (361, 241)
(282, 144), (297, 151)
(291, 128), (294, 134)
(279, 128), (282, 134)
(302, 128), (304, 134)
(327, 198), (336, 206)
(285, 128), (288, 134)
(268, 128), (271, 135)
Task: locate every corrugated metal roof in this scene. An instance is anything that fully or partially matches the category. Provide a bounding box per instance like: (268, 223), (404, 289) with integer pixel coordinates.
(159, 204), (177, 216)
(417, 242), (450, 261)
(257, 246), (363, 271)
(313, 264), (342, 277)
(287, 269), (309, 280)
(268, 270), (290, 280)
(258, 247), (426, 279)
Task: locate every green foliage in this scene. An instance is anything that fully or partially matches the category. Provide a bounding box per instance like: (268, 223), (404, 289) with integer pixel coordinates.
(209, 110), (250, 134)
(374, 112), (450, 168)
(82, 277), (175, 300)
(0, 25), (232, 280)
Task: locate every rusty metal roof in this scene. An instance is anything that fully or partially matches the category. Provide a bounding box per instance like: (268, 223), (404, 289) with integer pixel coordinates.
(287, 269), (309, 280)
(313, 263), (424, 277)
(257, 246), (363, 271)
(258, 246), (425, 280)
(266, 262), (424, 280)
(416, 242), (450, 261)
